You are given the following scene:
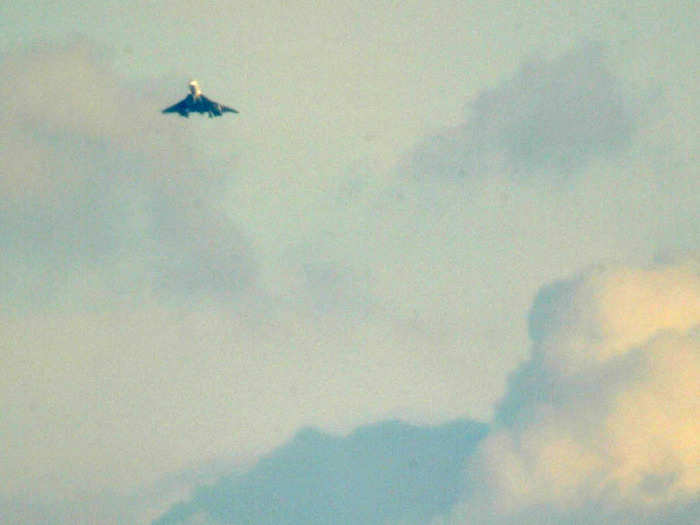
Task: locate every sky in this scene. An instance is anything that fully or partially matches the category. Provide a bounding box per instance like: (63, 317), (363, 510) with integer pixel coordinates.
(0, 1), (698, 523)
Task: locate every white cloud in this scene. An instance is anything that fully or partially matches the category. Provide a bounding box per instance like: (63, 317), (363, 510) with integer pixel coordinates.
(529, 258), (700, 374)
(445, 258), (700, 523)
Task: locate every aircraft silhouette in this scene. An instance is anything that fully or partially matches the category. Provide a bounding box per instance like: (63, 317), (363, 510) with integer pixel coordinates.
(162, 80), (239, 118)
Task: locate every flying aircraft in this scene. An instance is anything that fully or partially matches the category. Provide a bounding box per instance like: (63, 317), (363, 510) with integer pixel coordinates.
(162, 80), (239, 118)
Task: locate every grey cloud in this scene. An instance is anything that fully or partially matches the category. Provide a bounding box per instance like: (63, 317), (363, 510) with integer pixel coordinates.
(0, 38), (256, 308)
(410, 42), (634, 181)
(153, 419), (488, 525)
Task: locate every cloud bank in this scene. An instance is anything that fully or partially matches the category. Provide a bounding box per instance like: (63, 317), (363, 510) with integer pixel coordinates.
(152, 257), (699, 524)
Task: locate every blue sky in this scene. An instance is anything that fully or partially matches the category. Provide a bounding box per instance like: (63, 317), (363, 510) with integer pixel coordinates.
(1, 2), (698, 523)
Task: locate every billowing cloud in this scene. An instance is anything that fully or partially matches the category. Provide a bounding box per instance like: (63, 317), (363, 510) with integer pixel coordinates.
(409, 42), (634, 181)
(446, 258), (700, 523)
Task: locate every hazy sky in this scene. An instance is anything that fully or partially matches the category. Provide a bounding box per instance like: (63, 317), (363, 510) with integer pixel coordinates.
(1, 1), (698, 523)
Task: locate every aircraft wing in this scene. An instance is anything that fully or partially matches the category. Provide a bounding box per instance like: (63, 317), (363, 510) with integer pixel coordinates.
(220, 103), (239, 114)
(202, 95), (239, 114)
(162, 97), (190, 116)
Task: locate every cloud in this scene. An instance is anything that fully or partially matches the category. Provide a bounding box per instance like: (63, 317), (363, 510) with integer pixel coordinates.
(153, 419), (488, 525)
(351, 40), (698, 431)
(446, 257), (700, 523)
(0, 38), (255, 308)
(0, 454), (242, 525)
(0, 299), (493, 505)
(147, 257), (699, 525)
(409, 42), (634, 181)
(2, 29), (697, 525)
(1, 39), (492, 515)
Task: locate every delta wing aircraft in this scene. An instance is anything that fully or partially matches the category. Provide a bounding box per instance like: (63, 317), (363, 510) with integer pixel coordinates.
(162, 80), (239, 118)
